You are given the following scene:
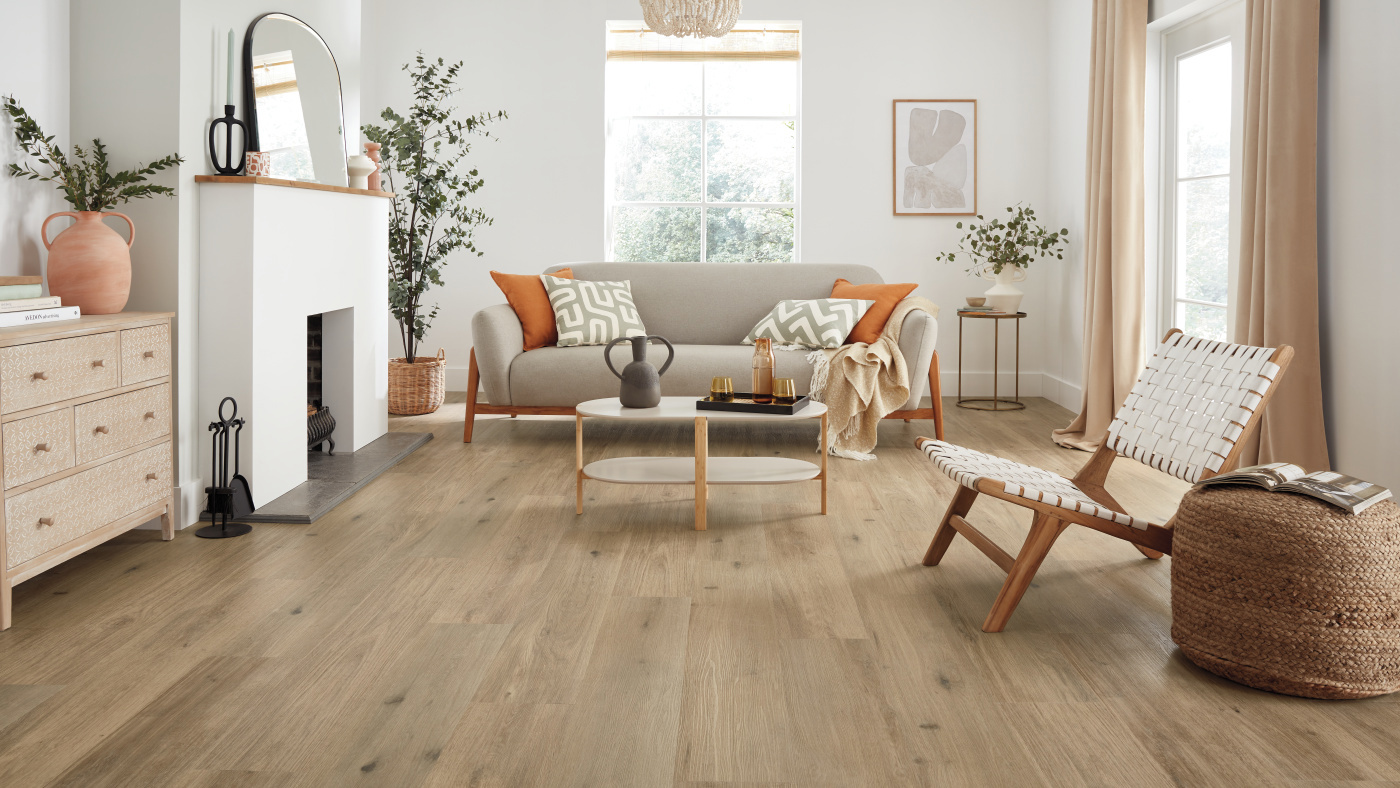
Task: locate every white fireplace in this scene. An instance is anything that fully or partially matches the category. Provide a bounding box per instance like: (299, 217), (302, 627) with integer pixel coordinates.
(197, 178), (390, 507)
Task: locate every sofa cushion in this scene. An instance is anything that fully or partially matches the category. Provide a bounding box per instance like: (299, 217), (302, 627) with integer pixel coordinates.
(744, 299), (874, 349)
(542, 276), (648, 346)
(509, 344), (817, 407)
(545, 263), (886, 345)
(490, 268), (573, 351)
(831, 278), (919, 344)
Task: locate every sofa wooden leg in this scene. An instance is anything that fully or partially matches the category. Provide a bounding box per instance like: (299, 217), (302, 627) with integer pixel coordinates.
(929, 352), (945, 441)
(464, 348), (480, 443)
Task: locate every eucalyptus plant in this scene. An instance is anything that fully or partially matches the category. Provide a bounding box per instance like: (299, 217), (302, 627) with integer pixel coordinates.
(3, 95), (183, 212)
(936, 203), (1069, 276)
(362, 55), (505, 362)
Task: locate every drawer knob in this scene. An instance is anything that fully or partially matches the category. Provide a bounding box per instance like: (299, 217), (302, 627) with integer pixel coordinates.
(38, 517), (54, 527)
(146, 473), (158, 481)
(34, 442), (49, 453)
(143, 350), (156, 359)
(92, 359), (105, 368)
(94, 425), (110, 435)
(144, 411), (156, 420)
(32, 371), (48, 381)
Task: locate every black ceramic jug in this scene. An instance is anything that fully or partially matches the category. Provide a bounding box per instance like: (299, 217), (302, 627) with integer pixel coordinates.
(604, 335), (675, 408)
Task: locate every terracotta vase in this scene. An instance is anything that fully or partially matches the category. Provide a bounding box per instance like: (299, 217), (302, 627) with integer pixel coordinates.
(41, 211), (134, 315)
(364, 142), (382, 191)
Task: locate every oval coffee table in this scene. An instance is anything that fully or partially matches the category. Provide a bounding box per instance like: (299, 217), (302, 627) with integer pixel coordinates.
(575, 396), (829, 530)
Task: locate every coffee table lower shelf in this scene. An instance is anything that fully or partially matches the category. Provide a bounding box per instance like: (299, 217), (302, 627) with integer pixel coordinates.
(583, 457), (821, 485)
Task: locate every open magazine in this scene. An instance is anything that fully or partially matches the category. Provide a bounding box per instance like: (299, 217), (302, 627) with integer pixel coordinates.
(1196, 462), (1393, 515)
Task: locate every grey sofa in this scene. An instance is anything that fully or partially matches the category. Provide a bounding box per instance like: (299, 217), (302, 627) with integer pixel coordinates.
(464, 262), (943, 441)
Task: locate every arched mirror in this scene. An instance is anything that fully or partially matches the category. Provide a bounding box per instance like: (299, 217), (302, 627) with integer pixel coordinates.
(242, 13), (348, 186)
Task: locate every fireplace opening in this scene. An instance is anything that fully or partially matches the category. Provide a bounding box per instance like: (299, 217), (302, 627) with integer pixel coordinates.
(308, 314), (336, 454)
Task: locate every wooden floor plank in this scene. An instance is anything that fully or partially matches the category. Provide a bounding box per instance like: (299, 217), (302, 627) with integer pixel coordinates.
(0, 397), (1391, 787)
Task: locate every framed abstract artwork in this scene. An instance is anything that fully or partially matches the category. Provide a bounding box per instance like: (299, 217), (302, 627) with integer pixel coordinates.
(893, 99), (977, 216)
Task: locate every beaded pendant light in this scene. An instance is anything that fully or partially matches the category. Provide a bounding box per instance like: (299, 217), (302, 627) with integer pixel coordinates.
(640, 0), (742, 38)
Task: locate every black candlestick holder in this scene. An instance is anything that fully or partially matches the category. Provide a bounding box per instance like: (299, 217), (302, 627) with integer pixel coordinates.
(209, 104), (248, 175)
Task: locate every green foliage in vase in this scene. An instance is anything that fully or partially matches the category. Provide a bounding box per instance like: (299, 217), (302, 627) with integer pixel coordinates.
(362, 55), (506, 362)
(935, 203), (1069, 276)
(3, 95), (183, 212)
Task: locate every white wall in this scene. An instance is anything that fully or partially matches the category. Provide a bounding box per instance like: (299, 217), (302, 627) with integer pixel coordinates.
(1042, 0), (1093, 412)
(0, 1), (70, 281)
(362, 0), (1055, 399)
(1318, 0), (1400, 490)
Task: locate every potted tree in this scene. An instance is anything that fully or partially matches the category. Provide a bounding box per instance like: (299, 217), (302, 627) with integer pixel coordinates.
(363, 56), (505, 415)
(3, 96), (183, 314)
(936, 203), (1068, 313)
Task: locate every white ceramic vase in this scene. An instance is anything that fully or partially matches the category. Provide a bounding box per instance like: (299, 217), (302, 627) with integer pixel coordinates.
(347, 154), (374, 189)
(981, 266), (1027, 313)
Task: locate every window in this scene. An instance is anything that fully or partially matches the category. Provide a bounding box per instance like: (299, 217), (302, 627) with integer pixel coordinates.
(1157, 4), (1244, 341)
(604, 24), (800, 263)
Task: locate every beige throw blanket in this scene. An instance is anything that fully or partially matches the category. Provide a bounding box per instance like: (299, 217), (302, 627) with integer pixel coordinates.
(808, 296), (941, 460)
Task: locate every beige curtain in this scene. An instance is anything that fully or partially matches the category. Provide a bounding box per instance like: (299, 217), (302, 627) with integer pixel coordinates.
(1233, 0), (1330, 471)
(1054, 0), (1147, 452)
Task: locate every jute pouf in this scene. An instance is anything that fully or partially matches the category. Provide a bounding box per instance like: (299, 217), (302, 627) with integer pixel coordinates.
(1171, 486), (1400, 699)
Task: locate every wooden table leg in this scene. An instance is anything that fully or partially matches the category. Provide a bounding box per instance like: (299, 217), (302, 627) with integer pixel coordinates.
(694, 416), (708, 531)
(820, 411), (829, 515)
(575, 413), (584, 515)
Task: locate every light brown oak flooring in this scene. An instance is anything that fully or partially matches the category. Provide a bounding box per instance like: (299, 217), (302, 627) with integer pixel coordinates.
(0, 395), (1396, 787)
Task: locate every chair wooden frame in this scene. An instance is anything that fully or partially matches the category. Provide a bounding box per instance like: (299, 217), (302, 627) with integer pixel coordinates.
(463, 347), (945, 443)
(918, 329), (1295, 632)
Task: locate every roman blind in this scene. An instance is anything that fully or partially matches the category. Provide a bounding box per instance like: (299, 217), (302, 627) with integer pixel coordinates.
(252, 52), (299, 98)
(606, 25), (800, 61)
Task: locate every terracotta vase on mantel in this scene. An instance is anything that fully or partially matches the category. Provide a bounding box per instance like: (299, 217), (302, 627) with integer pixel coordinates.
(41, 211), (134, 314)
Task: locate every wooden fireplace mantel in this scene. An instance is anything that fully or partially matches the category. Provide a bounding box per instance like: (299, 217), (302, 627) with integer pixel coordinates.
(194, 175), (393, 199)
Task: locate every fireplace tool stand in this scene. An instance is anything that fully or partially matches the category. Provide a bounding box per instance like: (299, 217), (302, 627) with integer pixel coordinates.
(197, 396), (254, 539)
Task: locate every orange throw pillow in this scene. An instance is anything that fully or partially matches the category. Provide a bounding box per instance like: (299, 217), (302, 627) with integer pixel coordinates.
(491, 268), (574, 351)
(831, 278), (918, 345)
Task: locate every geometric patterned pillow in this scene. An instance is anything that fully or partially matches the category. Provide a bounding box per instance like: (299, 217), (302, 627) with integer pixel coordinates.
(743, 298), (875, 349)
(542, 276), (648, 347)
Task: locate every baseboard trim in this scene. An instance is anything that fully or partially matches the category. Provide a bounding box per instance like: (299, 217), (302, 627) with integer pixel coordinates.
(1040, 373), (1083, 412)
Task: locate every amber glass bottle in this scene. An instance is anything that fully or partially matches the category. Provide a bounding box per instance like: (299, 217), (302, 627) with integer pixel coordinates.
(752, 337), (775, 403)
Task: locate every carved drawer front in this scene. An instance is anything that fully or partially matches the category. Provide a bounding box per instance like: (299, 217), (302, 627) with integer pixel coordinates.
(0, 332), (120, 414)
(5, 441), (171, 569)
(2, 409), (76, 489)
(74, 383), (171, 465)
(120, 325), (171, 386)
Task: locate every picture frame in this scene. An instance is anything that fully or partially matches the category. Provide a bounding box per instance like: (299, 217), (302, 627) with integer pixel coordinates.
(893, 99), (977, 216)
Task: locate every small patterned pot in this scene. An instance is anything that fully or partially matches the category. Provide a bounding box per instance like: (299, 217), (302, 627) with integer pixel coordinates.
(245, 151), (271, 177)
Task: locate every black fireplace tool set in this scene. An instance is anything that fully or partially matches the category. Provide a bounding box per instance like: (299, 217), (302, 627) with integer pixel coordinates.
(198, 396), (254, 539)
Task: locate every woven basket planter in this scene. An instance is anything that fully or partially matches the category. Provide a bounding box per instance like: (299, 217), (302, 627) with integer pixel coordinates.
(1171, 486), (1400, 699)
(388, 349), (446, 415)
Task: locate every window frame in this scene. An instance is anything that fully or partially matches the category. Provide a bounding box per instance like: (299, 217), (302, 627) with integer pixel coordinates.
(603, 29), (802, 263)
(1152, 1), (1246, 342)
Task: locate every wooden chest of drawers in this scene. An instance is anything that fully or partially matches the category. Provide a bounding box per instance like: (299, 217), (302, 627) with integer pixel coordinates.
(0, 313), (175, 631)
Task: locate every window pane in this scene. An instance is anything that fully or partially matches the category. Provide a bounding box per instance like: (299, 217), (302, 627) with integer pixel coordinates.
(1177, 43), (1232, 178)
(1179, 302), (1227, 342)
(706, 120), (795, 203)
(613, 119), (702, 202)
(1176, 176), (1230, 304)
(605, 62), (702, 117)
(704, 61), (798, 116)
(613, 207), (702, 262)
(706, 207), (794, 262)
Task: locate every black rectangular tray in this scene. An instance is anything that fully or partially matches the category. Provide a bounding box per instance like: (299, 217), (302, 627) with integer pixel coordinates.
(696, 393), (811, 415)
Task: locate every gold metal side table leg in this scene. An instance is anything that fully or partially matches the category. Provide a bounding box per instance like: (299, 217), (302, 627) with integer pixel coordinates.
(694, 416), (708, 531)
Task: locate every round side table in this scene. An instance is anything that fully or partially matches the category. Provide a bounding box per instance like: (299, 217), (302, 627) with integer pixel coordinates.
(957, 311), (1026, 411)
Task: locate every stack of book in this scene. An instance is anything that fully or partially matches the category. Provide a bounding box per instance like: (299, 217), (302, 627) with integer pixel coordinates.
(957, 305), (1013, 316)
(0, 277), (79, 327)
